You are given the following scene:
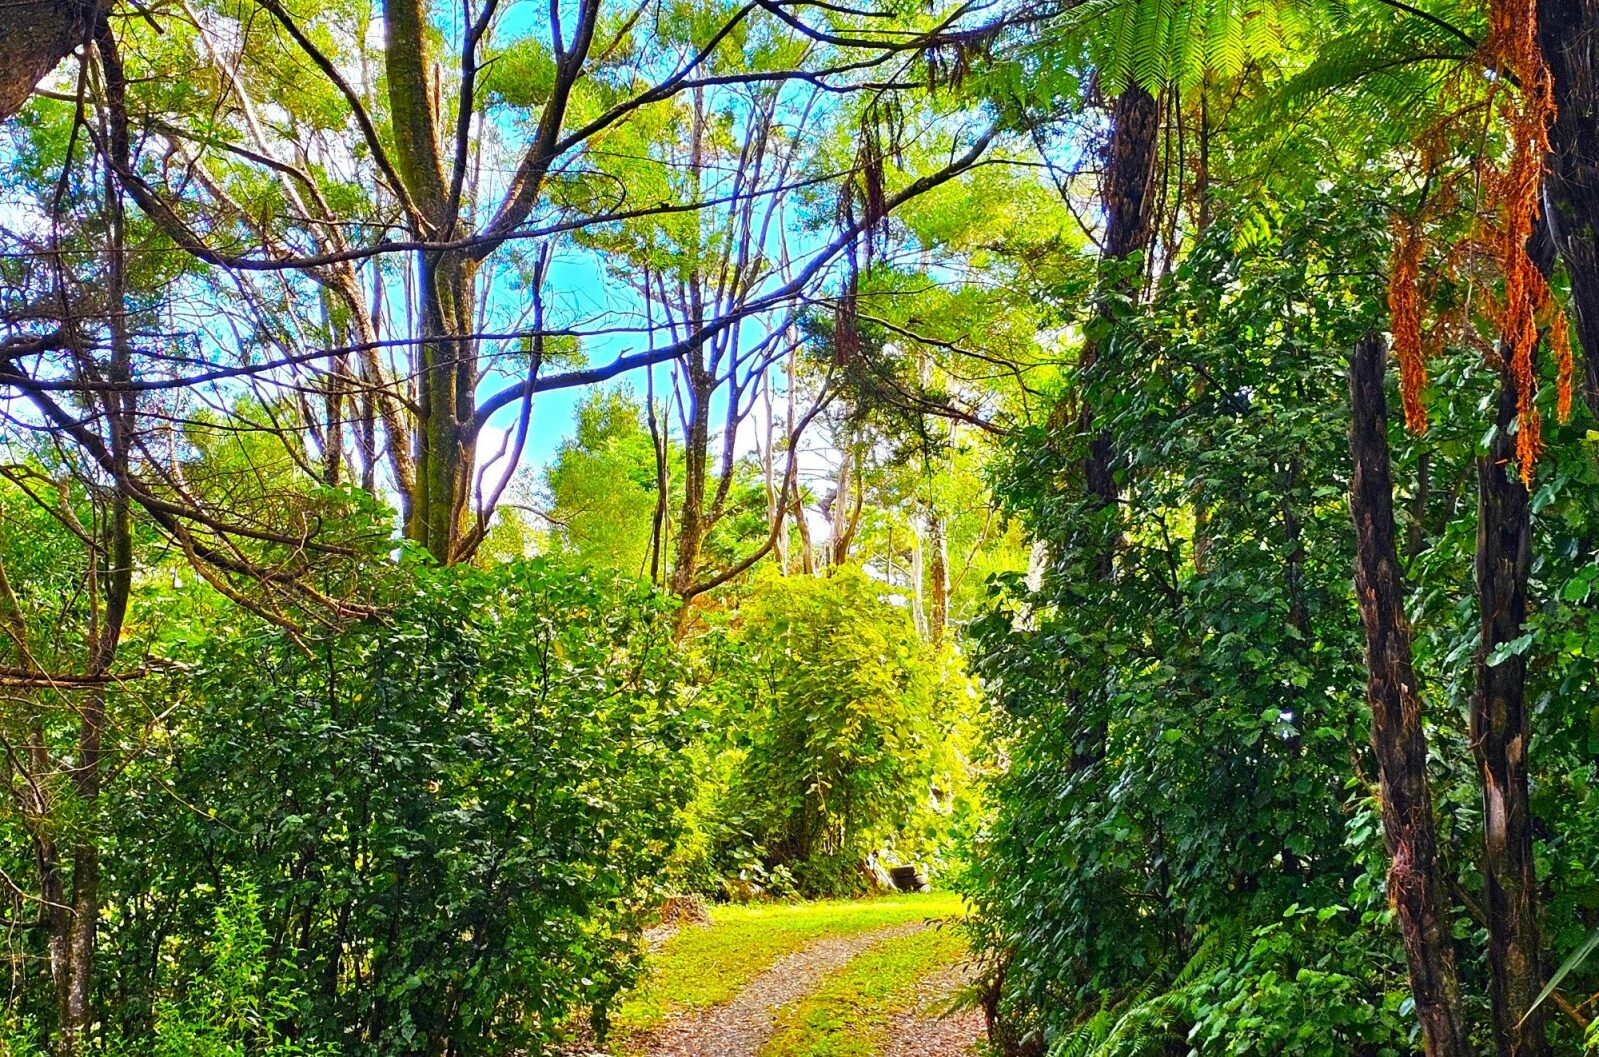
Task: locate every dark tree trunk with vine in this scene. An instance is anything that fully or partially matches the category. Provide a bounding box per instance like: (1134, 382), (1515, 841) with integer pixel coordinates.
(1078, 84), (1160, 543)
(987, 79), (1165, 1057)
(927, 508), (949, 644)
(1346, 333), (1471, 1057)
(1538, 0), (1599, 417)
(1065, 82), (1160, 773)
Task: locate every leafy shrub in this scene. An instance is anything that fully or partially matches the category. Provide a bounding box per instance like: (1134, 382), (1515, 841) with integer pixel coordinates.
(966, 191), (1416, 1055)
(969, 175), (1599, 1054)
(101, 559), (693, 1056)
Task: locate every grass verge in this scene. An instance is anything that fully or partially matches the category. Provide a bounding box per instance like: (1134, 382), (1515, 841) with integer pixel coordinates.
(613, 891), (965, 1035)
(758, 922), (968, 1057)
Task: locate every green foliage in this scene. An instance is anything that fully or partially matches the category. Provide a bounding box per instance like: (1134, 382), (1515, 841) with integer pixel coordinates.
(1041, 0), (1306, 91)
(542, 387), (669, 576)
(967, 184), (1422, 1055)
(700, 571), (963, 896)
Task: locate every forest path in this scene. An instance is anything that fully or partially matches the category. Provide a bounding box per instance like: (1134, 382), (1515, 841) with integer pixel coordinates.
(604, 893), (982, 1057)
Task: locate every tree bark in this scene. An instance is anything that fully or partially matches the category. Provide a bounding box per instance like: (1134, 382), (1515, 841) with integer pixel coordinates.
(1077, 84), (1161, 557)
(0, 0), (98, 122)
(671, 358), (713, 596)
(1473, 357), (1549, 1057)
(1346, 332), (1471, 1057)
(1058, 83), (1160, 775)
(1537, 0), (1599, 417)
(829, 439), (864, 568)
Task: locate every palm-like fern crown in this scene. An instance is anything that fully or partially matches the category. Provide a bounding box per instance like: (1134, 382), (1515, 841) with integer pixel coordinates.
(1020, 0), (1484, 138)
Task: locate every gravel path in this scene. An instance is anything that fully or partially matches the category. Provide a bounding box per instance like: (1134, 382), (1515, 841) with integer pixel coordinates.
(879, 960), (985, 1057)
(632, 921), (929, 1057)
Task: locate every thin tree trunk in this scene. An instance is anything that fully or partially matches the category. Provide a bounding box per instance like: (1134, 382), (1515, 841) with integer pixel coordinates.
(1278, 455), (1308, 877)
(761, 370), (786, 573)
(45, 142), (140, 1055)
(1346, 332), (1471, 1057)
(826, 432), (867, 571)
(907, 526), (926, 635)
(791, 498), (816, 575)
(927, 507), (949, 644)
(1473, 358), (1548, 1057)
(647, 367), (670, 587)
(670, 364), (712, 596)
(786, 353), (816, 575)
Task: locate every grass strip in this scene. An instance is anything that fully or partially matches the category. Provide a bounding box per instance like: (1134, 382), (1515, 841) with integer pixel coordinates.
(614, 892), (965, 1034)
(759, 922), (968, 1057)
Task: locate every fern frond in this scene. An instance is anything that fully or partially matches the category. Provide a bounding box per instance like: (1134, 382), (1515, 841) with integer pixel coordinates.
(1131, 0), (1175, 91)
(1105, 1), (1140, 92)
(1208, 0), (1247, 77)
(1043, 921), (1250, 1057)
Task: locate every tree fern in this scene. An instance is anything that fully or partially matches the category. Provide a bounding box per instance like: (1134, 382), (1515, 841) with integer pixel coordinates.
(1105, 1), (1140, 94)
(1027, 0), (1477, 101)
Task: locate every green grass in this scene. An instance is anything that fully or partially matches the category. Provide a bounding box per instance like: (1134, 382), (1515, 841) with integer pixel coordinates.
(759, 922), (969, 1057)
(613, 892), (965, 1035)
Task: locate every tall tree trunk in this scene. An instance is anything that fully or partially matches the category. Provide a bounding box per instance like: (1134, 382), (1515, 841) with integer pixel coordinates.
(671, 360), (712, 597)
(42, 144), (140, 1055)
(647, 369), (671, 587)
(759, 371), (786, 574)
(910, 527), (927, 636)
(791, 497), (816, 575)
(412, 252), (478, 559)
(1537, 0), (1599, 416)
(829, 438), (864, 568)
(385, 0), (480, 561)
(1278, 455), (1308, 877)
(1059, 83), (1160, 775)
(1474, 357), (1549, 1057)
(1346, 332), (1471, 1057)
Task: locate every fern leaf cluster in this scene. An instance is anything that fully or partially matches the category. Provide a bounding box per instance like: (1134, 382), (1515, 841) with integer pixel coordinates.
(1038, 0), (1307, 92)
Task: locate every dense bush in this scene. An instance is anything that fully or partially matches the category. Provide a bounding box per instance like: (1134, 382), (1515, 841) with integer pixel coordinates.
(95, 559), (692, 1056)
